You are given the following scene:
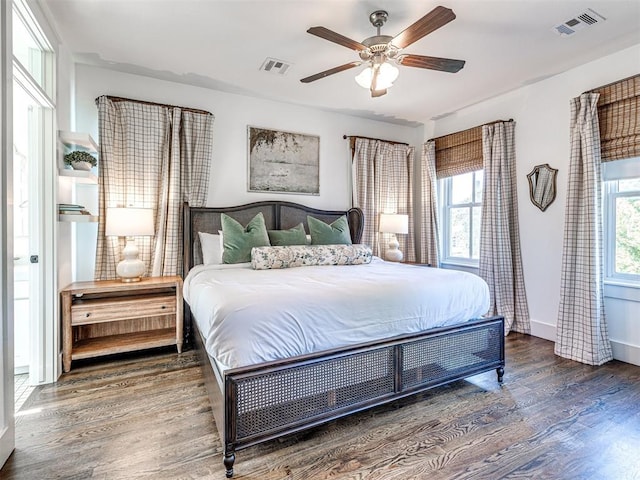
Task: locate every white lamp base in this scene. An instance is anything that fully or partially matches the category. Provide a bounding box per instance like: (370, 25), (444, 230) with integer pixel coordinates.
(385, 235), (404, 262)
(116, 238), (145, 282)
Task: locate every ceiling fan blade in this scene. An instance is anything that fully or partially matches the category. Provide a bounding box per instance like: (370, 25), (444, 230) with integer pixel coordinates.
(398, 54), (465, 73)
(307, 26), (367, 51)
(371, 88), (387, 98)
(300, 62), (361, 83)
(391, 6), (456, 49)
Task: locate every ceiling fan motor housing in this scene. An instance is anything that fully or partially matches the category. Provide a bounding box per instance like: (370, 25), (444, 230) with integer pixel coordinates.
(359, 35), (397, 61)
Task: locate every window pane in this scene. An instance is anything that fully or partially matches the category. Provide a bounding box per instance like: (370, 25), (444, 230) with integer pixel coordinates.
(451, 172), (473, 204)
(13, 80), (39, 243)
(615, 196), (640, 275)
(474, 170), (484, 203)
(619, 178), (640, 192)
(13, 8), (45, 89)
(472, 206), (482, 259)
(449, 207), (470, 257)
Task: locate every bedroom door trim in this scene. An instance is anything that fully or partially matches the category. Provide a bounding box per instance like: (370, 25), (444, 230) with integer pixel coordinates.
(1, 0), (16, 466)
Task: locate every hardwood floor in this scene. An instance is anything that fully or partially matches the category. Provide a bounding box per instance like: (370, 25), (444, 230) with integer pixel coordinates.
(2, 334), (639, 479)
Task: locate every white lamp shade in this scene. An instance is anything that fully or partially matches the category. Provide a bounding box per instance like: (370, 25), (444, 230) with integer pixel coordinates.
(379, 213), (409, 234)
(106, 207), (154, 237)
(355, 62), (399, 90)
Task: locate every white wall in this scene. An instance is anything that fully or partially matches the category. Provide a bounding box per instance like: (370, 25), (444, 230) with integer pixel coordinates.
(56, 42), (75, 289)
(72, 64), (424, 279)
(428, 44), (640, 365)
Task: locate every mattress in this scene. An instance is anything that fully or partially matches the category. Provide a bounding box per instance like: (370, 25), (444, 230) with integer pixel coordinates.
(183, 257), (490, 370)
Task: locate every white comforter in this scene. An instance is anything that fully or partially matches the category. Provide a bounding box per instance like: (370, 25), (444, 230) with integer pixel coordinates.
(183, 258), (490, 370)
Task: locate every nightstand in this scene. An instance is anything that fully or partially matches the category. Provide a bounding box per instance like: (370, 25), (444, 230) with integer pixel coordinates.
(60, 276), (183, 372)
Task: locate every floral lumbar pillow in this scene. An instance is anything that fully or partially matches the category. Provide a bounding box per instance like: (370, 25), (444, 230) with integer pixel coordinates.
(251, 244), (371, 270)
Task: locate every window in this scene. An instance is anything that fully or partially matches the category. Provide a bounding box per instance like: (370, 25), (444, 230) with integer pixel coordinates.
(604, 158), (640, 284)
(440, 170), (483, 265)
(12, 0), (54, 97)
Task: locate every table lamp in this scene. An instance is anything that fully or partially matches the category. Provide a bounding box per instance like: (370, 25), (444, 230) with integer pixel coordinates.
(105, 207), (154, 282)
(379, 213), (408, 262)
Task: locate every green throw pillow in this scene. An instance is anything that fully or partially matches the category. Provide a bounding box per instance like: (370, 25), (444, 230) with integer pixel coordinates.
(221, 212), (270, 263)
(268, 223), (307, 246)
(307, 215), (352, 245)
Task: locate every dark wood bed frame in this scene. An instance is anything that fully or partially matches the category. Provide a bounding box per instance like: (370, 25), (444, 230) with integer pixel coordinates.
(182, 201), (505, 478)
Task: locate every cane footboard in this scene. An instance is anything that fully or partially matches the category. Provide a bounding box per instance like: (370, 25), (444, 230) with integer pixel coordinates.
(193, 315), (505, 477)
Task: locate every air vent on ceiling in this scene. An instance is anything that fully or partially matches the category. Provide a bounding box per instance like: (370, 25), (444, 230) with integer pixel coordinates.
(552, 8), (606, 37)
(259, 57), (292, 75)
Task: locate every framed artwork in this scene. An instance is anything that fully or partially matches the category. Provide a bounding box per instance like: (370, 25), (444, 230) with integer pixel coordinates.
(247, 126), (320, 195)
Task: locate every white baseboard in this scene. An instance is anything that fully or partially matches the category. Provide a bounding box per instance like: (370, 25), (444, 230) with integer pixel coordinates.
(610, 340), (640, 367)
(529, 319), (556, 342)
(529, 319), (640, 366)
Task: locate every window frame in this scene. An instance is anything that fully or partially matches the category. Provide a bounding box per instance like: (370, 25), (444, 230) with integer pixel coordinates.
(439, 169), (483, 268)
(603, 160), (640, 287)
(12, 0), (55, 100)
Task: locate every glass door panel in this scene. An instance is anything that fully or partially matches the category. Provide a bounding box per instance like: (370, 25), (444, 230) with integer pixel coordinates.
(13, 80), (41, 375)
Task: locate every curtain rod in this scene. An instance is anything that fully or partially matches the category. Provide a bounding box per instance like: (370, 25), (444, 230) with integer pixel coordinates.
(95, 95), (213, 116)
(343, 135), (409, 146)
(427, 118), (513, 142)
(584, 73), (639, 94)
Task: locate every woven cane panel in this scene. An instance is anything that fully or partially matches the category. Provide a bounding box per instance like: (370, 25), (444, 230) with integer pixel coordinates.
(401, 324), (502, 390)
(234, 347), (394, 439)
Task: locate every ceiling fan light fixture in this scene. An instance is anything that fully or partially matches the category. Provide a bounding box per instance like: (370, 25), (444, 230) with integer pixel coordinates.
(355, 67), (373, 88)
(355, 62), (399, 90)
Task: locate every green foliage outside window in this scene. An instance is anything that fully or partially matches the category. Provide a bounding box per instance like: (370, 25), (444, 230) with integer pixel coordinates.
(615, 194), (640, 275)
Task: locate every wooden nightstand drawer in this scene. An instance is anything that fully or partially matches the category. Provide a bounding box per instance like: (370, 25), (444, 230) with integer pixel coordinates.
(71, 294), (176, 325)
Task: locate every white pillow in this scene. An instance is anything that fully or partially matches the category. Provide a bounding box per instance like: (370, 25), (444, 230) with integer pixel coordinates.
(198, 231), (223, 265)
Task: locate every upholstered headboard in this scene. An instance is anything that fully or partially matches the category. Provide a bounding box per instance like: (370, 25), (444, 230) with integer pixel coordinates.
(183, 201), (364, 274)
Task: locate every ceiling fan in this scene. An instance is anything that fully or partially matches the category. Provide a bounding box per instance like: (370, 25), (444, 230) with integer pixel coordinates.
(300, 6), (465, 98)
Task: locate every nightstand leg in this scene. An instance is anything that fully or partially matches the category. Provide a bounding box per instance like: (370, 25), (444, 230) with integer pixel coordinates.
(176, 280), (183, 353)
(62, 292), (73, 372)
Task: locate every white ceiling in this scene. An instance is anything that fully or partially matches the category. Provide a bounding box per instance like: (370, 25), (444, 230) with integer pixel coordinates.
(43, 0), (640, 127)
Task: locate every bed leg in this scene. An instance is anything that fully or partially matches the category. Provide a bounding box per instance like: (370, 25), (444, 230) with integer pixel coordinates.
(496, 366), (505, 383)
(223, 451), (235, 478)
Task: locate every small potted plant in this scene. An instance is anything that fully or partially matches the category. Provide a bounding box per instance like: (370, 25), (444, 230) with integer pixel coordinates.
(64, 151), (98, 171)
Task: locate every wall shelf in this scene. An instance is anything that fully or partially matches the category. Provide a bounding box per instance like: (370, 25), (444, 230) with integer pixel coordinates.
(58, 214), (98, 223)
(58, 131), (98, 183)
(58, 131), (98, 153)
(59, 168), (98, 184)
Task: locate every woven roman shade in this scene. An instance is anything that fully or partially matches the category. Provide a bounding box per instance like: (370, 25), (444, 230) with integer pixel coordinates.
(433, 125), (483, 178)
(594, 74), (640, 162)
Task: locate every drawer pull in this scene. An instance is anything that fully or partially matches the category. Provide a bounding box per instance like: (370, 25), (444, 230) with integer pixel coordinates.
(161, 305), (167, 310)
(85, 313), (91, 318)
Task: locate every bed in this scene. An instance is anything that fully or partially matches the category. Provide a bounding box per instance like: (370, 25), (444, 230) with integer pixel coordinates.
(182, 201), (505, 478)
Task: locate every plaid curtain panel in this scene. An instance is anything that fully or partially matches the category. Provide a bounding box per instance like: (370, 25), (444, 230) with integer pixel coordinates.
(352, 138), (416, 261)
(555, 94), (613, 366)
(479, 121), (530, 335)
(95, 96), (213, 279)
(419, 141), (440, 266)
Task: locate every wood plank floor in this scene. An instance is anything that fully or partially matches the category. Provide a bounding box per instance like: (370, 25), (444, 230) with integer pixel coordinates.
(2, 334), (639, 479)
